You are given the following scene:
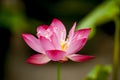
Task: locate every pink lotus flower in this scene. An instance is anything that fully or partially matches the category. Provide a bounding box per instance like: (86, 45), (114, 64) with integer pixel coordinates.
(22, 18), (94, 65)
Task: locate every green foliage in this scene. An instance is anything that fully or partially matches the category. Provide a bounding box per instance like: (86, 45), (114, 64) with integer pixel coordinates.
(76, 0), (119, 39)
(84, 65), (112, 80)
(0, 9), (27, 32)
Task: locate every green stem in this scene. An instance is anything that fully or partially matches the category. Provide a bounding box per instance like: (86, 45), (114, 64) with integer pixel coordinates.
(113, 16), (119, 80)
(57, 62), (61, 80)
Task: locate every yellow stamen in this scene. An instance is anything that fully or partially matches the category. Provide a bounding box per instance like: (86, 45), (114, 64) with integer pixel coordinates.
(61, 41), (68, 51)
(60, 41), (69, 62)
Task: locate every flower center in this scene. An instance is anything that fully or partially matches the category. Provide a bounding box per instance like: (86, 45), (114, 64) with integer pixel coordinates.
(61, 41), (68, 51)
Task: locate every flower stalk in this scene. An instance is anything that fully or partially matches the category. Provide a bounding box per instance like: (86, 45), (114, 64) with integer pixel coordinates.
(113, 16), (119, 80)
(57, 62), (61, 80)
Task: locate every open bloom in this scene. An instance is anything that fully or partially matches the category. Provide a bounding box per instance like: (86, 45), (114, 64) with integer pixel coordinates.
(22, 18), (94, 65)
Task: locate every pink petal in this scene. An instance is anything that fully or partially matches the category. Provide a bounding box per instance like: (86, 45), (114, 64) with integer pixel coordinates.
(37, 25), (48, 33)
(27, 54), (51, 65)
(67, 38), (87, 55)
(40, 36), (55, 50)
(67, 22), (76, 44)
(68, 54), (94, 62)
(73, 28), (91, 40)
(22, 34), (45, 54)
(50, 33), (61, 49)
(46, 50), (66, 61)
(36, 25), (52, 38)
(50, 18), (66, 41)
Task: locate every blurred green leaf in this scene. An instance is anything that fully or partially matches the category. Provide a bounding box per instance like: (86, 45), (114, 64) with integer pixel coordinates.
(77, 0), (119, 39)
(84, 65), (112, 80)
(0, 8), (26, 32)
